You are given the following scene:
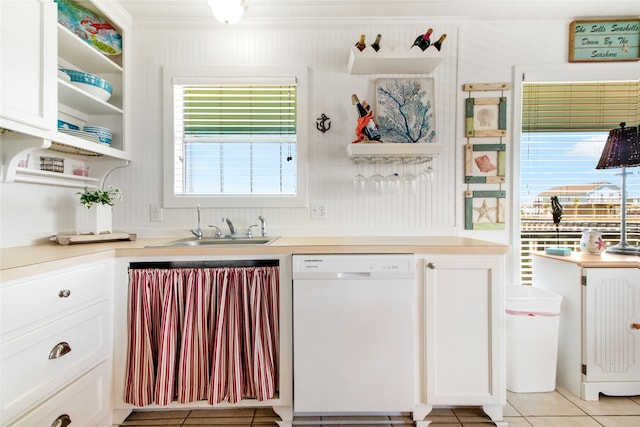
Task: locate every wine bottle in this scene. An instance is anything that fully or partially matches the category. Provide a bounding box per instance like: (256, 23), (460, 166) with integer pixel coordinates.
(371, 33), (382, 52)
(352, 94), (381, 141)
(411, 28), (433, 51)
(355, 34), (366, 51)
(433, 33), (447, 51)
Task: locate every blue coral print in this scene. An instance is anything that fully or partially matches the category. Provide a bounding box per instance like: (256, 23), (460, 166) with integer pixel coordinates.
(376, 79), (436, 144)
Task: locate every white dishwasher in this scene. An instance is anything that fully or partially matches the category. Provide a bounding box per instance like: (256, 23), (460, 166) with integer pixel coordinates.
(292, 254), (415, 413)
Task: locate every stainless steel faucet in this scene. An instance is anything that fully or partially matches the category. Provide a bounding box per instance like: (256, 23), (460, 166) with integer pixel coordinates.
(222, 217), (236, 235)
(258, 215), (267, 237)
(190, 204), (204, 239)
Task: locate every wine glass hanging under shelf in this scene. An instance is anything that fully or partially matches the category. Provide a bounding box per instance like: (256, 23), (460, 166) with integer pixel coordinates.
(347, 143), (442, 164)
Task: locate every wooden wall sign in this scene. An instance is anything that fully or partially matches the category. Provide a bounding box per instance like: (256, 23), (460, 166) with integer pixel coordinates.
(569, 17), (640, 62)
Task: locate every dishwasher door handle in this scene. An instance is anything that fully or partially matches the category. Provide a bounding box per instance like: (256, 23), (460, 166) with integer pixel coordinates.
(336, 272), (371, 279)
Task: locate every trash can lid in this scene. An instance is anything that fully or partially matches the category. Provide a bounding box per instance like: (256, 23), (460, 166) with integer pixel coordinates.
(505, 286), (562, 314)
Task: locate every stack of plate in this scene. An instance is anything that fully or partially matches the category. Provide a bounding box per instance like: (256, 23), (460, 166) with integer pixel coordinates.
(57, 119), (79, 130)
(59, 128), (101, 143)
(59, 69), (113, 102)
(83, 126), (112, 145)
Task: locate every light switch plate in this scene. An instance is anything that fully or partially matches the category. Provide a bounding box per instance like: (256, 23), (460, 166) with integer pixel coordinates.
(150, 205), (163, 222)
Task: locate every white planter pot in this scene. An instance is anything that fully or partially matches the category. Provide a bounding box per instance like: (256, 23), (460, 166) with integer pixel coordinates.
(76, 204), (113, 235)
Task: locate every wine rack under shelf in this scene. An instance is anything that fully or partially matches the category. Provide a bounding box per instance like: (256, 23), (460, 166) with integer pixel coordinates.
(347, 143), (442, 164)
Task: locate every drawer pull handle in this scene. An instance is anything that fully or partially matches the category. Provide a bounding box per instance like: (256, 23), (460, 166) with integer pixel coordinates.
(632, 323), (640, 330)
(48, 342), (72, 359)
(58, 289), (71, 298)
(51, 414), (71, 427)
(426, 262), (435, 269)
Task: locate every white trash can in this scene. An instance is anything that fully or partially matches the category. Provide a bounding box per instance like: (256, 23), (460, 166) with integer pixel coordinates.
(506, 285), (562, 393)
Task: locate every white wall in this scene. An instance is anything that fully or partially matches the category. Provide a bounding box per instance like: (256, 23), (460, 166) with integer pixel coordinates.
(2, 7), (638, 248)
(116, 20), (462, 241)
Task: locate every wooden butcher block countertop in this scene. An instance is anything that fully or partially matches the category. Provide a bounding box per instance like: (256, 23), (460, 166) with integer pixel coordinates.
(1, 236), (508, 281)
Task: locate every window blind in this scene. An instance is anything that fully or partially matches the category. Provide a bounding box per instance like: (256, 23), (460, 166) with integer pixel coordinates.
(172, 80), (298, 196)
(181, 84), (297, 137)
(522, 81), (640, 132)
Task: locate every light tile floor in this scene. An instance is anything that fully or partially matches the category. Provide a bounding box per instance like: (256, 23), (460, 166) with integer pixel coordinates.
(120, 387), (640, 426)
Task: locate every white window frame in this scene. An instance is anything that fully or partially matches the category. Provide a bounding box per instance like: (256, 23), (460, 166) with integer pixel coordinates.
(511, 62), (639, 286)
(162, 65), (309, 208)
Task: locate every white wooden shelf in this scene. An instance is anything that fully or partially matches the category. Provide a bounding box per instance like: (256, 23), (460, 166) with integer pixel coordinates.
(348, 46), (444, 74)
(57, 24), (123, 73)
(13, 167), (100, 188)
(58, 80), (123, 115)
(347, 143), (442, 163)
(0, 0), (131, 188)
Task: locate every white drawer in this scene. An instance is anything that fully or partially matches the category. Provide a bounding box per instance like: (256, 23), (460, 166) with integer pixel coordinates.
(1, 260), (112, 336)
(8, 361), (110, 427)
(0, 301), (110, 424)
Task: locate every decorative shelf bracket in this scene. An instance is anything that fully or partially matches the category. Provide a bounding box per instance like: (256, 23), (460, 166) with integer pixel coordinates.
(0, 130), (51, 182)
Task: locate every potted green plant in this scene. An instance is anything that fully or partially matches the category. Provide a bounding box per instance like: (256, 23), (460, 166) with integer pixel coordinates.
(78, 185), (122, 208)
(76, 186), (122, 234)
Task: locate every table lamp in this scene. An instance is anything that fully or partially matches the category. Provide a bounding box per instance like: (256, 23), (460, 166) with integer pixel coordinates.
(595, 122), (640, 255)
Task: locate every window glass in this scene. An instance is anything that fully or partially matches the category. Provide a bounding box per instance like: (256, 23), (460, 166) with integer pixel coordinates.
(520, 83), (640, 284)
(163, 67), (308, 208)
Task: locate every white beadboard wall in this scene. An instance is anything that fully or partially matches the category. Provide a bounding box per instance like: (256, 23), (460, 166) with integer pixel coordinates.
(100, 20), (459, 241)
(5, 12), (636, 248)
(114, 20), (461, 239)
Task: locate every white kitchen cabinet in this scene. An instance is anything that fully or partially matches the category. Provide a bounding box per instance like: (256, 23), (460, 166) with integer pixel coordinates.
(10, 361), (111, 427)
(533, 253), (640, 400)
(415, 254), (506, 427)
(0, 259), (114, 426)
(0, 0), (57, 132)
(0, 0), (131, 188)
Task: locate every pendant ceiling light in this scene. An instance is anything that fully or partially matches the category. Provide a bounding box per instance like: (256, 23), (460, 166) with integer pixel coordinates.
(208, 0), (245, 25)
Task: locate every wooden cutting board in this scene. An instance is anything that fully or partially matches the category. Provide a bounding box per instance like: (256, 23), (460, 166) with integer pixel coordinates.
(53, 232), (137, 246)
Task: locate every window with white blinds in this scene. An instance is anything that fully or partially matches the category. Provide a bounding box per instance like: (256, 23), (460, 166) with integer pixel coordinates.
(522, 81), (640, 132)
(520, 80), (640, 284)
(163, 66), (308, 208)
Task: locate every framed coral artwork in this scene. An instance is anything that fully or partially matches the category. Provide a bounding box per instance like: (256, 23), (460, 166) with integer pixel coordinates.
(465, 143), (506, 183)
(465, 190), (506, 230)
(375, 78), (436, 143)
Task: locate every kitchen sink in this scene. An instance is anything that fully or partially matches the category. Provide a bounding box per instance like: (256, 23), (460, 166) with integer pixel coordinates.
(148, 236), (278, 247)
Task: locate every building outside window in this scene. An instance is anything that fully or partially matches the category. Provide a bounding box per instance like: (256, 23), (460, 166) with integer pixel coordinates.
(519, 81), (640, 284)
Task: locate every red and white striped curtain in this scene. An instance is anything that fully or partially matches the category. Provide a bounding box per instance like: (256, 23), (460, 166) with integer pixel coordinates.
(123, 266), (279, 406)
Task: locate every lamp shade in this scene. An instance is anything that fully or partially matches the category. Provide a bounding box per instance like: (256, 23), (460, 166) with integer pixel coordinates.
(596, 123), (640, 169)
(594, 122), (640, 255)
(208, 0), (244, 25)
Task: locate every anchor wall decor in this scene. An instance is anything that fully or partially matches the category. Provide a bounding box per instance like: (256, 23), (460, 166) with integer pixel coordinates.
(316, 113), (331, 133)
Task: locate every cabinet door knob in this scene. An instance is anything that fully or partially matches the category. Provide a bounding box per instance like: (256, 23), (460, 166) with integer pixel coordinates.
(426, 262), (435, 269)
(58, 289), (71, 298)
(632, 323), (640, 330)
(51, 414), (71, 427)
(48, 342), (72, 359)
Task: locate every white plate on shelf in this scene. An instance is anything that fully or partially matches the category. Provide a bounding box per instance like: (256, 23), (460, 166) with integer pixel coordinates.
(58, 70), (71, 82)
(59, 128), (101, 144)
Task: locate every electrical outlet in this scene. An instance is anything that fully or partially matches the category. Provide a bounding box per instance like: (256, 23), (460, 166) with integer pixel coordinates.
(150, 205), (163, 222)
(310, 204), (327, 220)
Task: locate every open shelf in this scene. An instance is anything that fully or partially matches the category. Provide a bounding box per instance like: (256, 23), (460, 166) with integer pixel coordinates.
(347, 143), (442, 163)
(348, 46), (444, 74)
(57, 23), (122, 73)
